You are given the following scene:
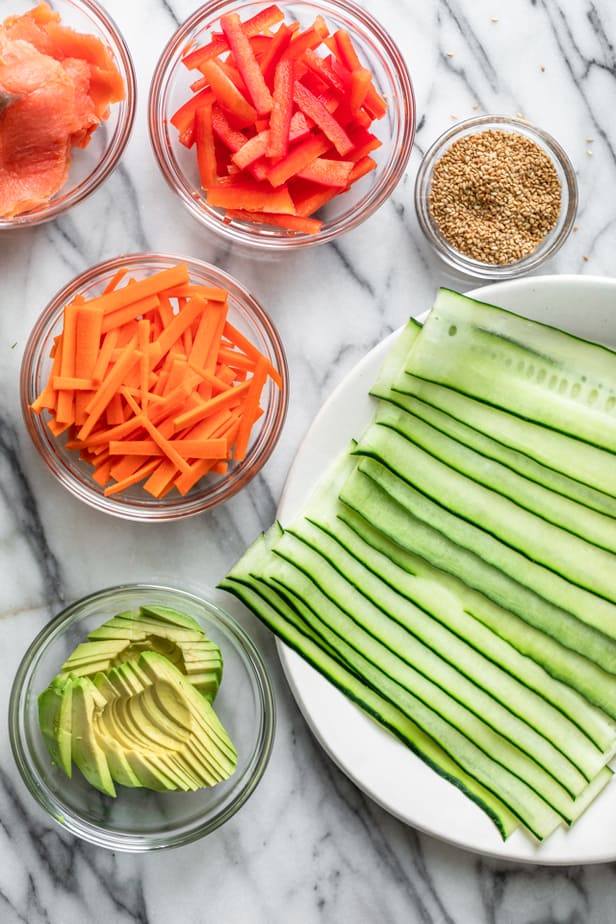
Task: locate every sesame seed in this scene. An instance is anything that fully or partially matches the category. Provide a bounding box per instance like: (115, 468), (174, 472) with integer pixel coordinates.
(491, 17), (499, 23)
(586, 150), (593, 156)
(586, 137), (593, 143)
(573, 225), (579, 232)
(447, 52), (455, 58)
(472, 103), (480, 110)
(583, 255), (589, 262)
(540, 65), (545, 72)
(428, 129), (562, 265)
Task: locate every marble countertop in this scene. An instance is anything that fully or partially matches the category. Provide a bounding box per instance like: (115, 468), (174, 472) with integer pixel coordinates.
(2, 0), (615, 921)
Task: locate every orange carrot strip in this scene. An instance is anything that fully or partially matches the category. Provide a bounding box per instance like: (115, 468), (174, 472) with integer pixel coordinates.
(109, 452), (150, 482)
(92, 328), (119, 384)
(173, 380), (251, 430)
(109, 440), (162, 456)
(92, 459), (113, 486)
(55, 300), (80, 424)
(52, 376), (95, 390)
(86, 264), (190, 316)
(153, 299), (206, 363)
(173, 459), (218, 495)
(143, 458), (179, 498)
(102, 267), (129, 294)
(79, 336), (140, 440)
(188, 361), (234, 394)
(47, 418), (72, 436)
(100, 294), (160, 334)
(104, 459), (160, 496)
(234, 355), (268, 460)
(163, 284), (228, 301)
(217, 346), (256, 371)
(74, 304), (104, 424)
(106, 392), (126, 426)
(70, 413), (147, 449)
(223, 321), (282, 388)
(138, 318), (150, 415)
(140, 417), (192, 474)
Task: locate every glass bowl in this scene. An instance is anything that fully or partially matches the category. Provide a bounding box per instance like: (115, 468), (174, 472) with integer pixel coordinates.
(9, 583), (275, 852)
(20, 253), (288, 521)
(148, 0), (415, 250)
(0, 0), (136, 229)
(414, 115), (578, 280)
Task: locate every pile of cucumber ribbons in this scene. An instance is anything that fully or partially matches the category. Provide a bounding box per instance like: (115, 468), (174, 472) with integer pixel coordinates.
(220, 288), (616, 843)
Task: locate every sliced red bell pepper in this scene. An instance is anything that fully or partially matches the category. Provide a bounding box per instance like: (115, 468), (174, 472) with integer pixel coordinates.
(303, 48), (347, 95)
(348, 154), (378, 183)
(350, 67), (373, 115)
(224, 209), (322, 233)
(296, 157), (353, 188)
(292, 80), (353, 155)
(232, 130), (269, 170)
(170, 86), (214, 138)
(210, 104), (247, 152)
(199, 59), (258, 127)
(289, 179), (340, 217)
(266, 57), (294, 160)
(220, 12), (273, 115)
(207, 181), (296, 214)
(266, 133), (331, 187)
(282, 16), (329, 61)
(195, 101), (217, 188)
(182, 4), (285, 70)
(260, 23), (294, 88)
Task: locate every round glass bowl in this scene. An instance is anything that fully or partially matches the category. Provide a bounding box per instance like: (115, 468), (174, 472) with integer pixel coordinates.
(414, 115), (578, 280)
(0, 0), (136, 229)
(20, 253), (288, 521)
(9, 583), (275, 851)
(148, 0), (415, 250)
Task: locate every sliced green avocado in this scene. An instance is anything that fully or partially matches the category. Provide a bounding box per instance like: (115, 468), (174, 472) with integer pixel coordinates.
(70, 678), (116, 797)
(38, 674), (73, 777)
(65, 607), (223, 700)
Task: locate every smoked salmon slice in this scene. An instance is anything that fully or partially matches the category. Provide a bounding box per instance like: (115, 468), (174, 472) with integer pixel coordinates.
(0, 2), (124, 218)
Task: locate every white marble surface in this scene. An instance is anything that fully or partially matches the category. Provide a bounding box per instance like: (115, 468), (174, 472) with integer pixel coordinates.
(1, 0), (615, 921)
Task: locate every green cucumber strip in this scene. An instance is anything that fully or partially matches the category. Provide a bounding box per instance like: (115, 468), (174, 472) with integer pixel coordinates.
(219, 573), (520, 841)
(339, 465), (616, 698)
(393, 373), (616, 503)
(409, 289), (616, 452)
(336, 504), (616, 753)
(371, 389), (616, 549)
(371, 318), (423, 394)
(354, 426), (616, 632)
(255, 559), (572, 836)
(298, 511), (615, 767)
(270, 528), (593, 800)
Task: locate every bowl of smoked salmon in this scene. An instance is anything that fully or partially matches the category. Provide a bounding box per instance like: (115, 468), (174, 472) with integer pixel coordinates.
(0, 0), (136, 228)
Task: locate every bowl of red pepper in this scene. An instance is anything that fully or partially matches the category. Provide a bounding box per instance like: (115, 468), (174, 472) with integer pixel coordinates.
(148, 0), (415, 250)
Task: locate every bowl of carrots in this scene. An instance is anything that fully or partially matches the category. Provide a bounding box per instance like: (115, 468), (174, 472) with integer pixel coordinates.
(148, 0), (415, 249)
(0, 0), (136, 228)
(20, 254), (288, 520)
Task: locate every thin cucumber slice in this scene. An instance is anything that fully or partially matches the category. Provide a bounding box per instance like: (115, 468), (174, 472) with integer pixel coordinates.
(373, 403), (616, 554)
(392, 373), (616, 504)
(256, 554), (575, 835)
(288, 516), (613, 780)
(354, 425), (616, 631)
(335, 505), (616, 753)
(299, 508), (615, 758)
(339, 465), (616, 696)
(270, 528), (594, 799)
(409, 289), (616, 452)
(372, 386), (616, 543)
(371, 319), (423, 394)
(219, 571), (521, 841)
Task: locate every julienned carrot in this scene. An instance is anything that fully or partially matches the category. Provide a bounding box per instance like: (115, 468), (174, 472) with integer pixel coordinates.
(173, 6), (385, 232)
(32, 264), (282, 498)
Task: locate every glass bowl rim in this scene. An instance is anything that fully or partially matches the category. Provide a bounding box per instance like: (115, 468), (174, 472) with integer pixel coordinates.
(8, 581), (276, 851)
(0, 0), (137, 230)
(20, 252), (289, 522)
(147, 0), (416, 250)
(414, 113), (579, 281)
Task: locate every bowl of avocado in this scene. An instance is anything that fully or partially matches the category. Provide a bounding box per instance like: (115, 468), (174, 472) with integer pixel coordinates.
(9, 584), (275, 851)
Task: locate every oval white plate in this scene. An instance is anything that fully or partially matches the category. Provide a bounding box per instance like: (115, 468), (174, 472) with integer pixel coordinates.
(276, 275), (616, 865)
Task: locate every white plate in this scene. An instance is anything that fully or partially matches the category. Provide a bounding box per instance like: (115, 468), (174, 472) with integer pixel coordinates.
(276, 275), (616, 865)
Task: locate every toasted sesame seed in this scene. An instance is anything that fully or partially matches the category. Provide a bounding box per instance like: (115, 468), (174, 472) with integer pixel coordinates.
(472, 103), (480, 110)
(540, 65), (545, 72)
(428, 129), (562, 265)
(583, 255), (589, 262)
(586, 150), (593, 156)
(447, 52), (455, 58)
(491, 17), (499, 22)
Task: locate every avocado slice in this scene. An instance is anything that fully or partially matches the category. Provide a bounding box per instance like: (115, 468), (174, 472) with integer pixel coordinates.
(70, 678), (116, 798)
(38, 674), (73, 777)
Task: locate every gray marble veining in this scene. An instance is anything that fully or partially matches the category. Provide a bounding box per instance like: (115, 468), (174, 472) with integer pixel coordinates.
(1, 0), (615, 921)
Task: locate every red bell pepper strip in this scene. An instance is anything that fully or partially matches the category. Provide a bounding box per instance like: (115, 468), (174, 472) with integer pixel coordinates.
(350, 67), (373, 115)
(303, 48), (347, 94)
(170, 87), (214, 137)
(348, 154), (377, 183)
(207, 182), (296, 214)
(210, 104), (247, 152)
(199, 59), (258, 127)
(282, 16), (329, 61)
(289, 179), (340, 217)
(195, 101), (218, 188)
(182, 4), (285, 70)
(224, 209), (322, 233)
(232, 130), (269, 170)
(260, 23), (294, 88)
(266, 57), (294, 160)
(266, 133), (331, 187)
(296, 157), (353, 188)
(292, 80), (353, 155)
(220, 12), (273, 115)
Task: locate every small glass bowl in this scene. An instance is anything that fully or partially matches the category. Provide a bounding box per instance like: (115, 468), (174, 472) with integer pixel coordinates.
(414, 115), (578, 280)
(9, 583), (275, 852)
(20, 253), (288, 521)
(148, 0), (415, 250)
(0, 0), (136, 229)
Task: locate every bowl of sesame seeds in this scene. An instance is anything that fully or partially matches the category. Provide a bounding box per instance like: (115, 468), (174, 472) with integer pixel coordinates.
(414, 114), (578, 279)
